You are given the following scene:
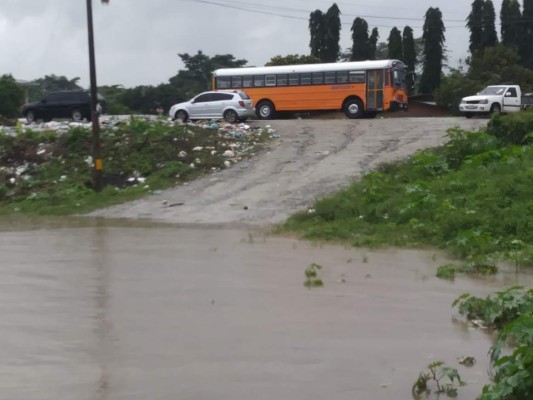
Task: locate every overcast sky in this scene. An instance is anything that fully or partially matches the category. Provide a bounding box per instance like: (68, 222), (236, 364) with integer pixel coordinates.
(0, 0), (506, 88)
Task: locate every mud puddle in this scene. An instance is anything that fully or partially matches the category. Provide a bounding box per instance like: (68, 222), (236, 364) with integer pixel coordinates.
(1, 219), (531, 400)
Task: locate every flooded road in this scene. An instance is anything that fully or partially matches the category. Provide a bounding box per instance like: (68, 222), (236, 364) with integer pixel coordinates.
(1, 220), (531, 399)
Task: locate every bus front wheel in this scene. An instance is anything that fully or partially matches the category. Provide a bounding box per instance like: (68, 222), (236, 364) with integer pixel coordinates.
(256, 100), (275, 120)
(344, 99), (364, 119)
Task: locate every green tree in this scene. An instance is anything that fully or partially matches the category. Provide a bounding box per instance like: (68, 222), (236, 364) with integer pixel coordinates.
(387, 27), (403, 59)
(375, 41), (388, 59)
(98, 85), (131, 115)
(500, 0), (522, 48)
(435, 68), (484, 112)
(419, 7), (446, 94)
(436, 45), (533, 112)
(0, 74), (24, 118)
(177, 51), (247, 92)
(116, 51), (249, 114)
(350, 17), (370, 61)
(369, 27), (380, 59)
(467, 0), (484, 54)
(265, 54), (320, 66)
(402, 26), (417, 72)
(323, 3), (341, 62)
(482, 0), (498, 48)
(522, 0), (533, 68)
(309, 10), (326, 60)
(469, 44), (533, 87)
(29, 74), (82, 101)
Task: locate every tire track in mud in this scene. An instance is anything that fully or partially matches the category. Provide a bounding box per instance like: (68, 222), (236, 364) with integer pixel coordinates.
(90, 118), (488, 226)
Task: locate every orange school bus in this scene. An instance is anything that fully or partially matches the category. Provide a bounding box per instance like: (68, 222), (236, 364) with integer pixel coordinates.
(212, 59), (409, 119)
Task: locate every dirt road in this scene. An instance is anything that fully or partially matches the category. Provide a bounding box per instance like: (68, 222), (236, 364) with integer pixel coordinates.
(90, 117), (487, 225)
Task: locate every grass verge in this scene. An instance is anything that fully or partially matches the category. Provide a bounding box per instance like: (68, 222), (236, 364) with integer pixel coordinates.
(280, 112), (533, 269)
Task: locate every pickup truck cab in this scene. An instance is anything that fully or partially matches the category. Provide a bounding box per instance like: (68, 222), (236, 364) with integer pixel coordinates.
(459, 85), (523, 118)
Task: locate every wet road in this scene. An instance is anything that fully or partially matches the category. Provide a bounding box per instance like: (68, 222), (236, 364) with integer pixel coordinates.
(1, 220), (531, 400)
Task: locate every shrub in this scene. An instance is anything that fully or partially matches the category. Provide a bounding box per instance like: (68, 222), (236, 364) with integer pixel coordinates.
(488, 111), (533, 145)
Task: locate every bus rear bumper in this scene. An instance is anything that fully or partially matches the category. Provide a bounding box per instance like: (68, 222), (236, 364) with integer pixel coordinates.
(390, 101), (408, 112)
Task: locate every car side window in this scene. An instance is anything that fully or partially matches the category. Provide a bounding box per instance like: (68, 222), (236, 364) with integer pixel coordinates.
(64, 93), (79, 102)
(211, 93), (233, 101)
(194, 94), (212, 103)
(506, 88), (517, 97)
(46, 93), (63, 102)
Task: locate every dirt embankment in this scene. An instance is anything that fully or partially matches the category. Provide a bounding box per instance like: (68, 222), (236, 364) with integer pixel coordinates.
(89, 117), (488, 226)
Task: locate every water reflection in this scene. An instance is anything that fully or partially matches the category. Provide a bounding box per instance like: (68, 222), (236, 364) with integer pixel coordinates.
(0, 219), (531, 400)
(92, 220), (111, 400)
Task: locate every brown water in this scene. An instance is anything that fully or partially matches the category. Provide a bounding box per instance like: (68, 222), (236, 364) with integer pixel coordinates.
(1, 219), (531, 400)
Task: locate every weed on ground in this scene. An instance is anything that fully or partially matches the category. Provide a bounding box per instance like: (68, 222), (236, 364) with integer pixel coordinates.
(0, 119), (271, 216)
(281, 112), (533, 268)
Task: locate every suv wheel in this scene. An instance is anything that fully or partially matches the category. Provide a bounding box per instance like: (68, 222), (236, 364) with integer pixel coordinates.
(71, 109), (83, 121)
(175, 110), (188, 122)
(26, 110), (36, 123)
(224, 110), (239, 123)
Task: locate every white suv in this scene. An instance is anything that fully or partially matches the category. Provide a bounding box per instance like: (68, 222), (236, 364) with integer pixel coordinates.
(169, 90), (255, 123)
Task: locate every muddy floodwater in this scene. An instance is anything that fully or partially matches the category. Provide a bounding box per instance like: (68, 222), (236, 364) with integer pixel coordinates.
(1, 219), (531, 400)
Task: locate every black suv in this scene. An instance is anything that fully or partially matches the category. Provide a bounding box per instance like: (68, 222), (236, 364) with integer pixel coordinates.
(21, 90), (107, 123)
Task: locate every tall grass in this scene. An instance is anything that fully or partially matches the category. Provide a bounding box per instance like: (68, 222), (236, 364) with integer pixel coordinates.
(282, 113), (533, 266)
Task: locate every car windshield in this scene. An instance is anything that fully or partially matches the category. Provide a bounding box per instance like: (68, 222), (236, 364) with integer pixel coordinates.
(479, 86), (505, 95)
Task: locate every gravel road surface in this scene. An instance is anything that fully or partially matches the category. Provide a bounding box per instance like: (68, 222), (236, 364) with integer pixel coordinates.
(90, 117), (487, 226)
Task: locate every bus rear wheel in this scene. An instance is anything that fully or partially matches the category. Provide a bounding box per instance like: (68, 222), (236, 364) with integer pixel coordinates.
(344, 99), (364, 119)
(256, 100), (275, 120)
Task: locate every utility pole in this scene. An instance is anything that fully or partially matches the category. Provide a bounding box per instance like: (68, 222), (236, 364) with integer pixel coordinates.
(85, 0), (108, 191)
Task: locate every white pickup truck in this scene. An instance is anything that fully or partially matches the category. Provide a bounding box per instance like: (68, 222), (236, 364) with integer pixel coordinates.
(459, 85), (533, 118)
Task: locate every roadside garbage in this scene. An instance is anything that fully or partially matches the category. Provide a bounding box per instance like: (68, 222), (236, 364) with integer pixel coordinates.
(0, 115), (279, 197)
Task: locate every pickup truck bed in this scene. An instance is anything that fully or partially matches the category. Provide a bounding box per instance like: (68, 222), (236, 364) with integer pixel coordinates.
(522, 94), (533, 108)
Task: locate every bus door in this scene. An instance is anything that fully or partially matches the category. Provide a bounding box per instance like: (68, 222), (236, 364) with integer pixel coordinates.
(366, 70), (384, 111)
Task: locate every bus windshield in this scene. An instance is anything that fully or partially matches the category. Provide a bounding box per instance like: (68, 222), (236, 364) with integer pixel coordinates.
(392, 69), (407, 89)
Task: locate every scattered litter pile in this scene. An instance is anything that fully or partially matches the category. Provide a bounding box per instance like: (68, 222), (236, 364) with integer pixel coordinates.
(0, 117), (278, 215)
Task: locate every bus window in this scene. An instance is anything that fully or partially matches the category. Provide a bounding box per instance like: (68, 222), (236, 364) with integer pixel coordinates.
(277, 74), (288, 86)
(254, 75), (265, 87)
(349, 71), (365, 83)
(265, 75), (276, 86)
(337, 71), (348, 83)
(231, 76), (242, 88)
(217, 77), (231, 89)
(288, 73), (299, 85)
(243, 76), (253, 87)
(300, 73), (311, 85)
(312, 72), (324, 84)
(325, 71), (336, 84)
(385, 70), (391, 86)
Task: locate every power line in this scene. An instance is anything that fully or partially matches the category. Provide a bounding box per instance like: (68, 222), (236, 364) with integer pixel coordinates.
(185, 0), (466, 23)
(181, 0), (530, 30)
